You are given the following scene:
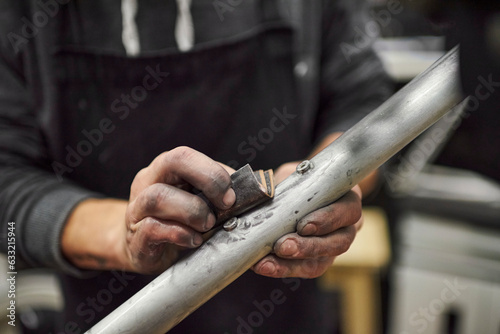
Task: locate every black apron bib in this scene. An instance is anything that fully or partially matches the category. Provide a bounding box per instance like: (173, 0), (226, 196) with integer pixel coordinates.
(50, 2), (329, 333)
(53, 4), (309, 199)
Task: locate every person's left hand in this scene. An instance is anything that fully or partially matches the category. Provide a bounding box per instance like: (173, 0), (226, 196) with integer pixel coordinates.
(251, 161), (363, 278)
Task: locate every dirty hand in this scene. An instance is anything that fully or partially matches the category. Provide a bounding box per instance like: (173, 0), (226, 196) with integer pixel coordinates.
(124, 147), (236, 274)
(252, 161), (363, 278)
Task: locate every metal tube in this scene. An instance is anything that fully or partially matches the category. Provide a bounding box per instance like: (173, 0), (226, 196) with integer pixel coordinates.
(87, 47), (464, 334)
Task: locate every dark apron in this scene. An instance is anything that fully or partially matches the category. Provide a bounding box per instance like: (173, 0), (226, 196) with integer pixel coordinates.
(52, 3), (310, 198)
(49, 2), (331, 333)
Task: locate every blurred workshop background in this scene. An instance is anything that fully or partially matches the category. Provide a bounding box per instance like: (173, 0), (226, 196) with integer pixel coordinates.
(1, 0), (499, 333)
(323, 1), (500, 334)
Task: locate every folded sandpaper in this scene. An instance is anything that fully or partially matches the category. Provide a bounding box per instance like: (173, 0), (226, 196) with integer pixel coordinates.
(196, 164), (275, 226)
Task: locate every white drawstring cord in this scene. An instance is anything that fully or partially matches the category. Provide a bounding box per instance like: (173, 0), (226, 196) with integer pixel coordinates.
(122, 0), (194, 55)
(122, 0), (141, 56)
(175, 0), (194, 52)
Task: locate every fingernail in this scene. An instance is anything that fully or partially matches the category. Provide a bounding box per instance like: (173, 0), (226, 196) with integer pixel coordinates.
(280, 239), (298, 256)
(193, 234), (203, 247)
(222, 188), (236, 207)
(205, 213), (216, 230)
(300, 224), (317, 236)
(259, 262), (276, 276)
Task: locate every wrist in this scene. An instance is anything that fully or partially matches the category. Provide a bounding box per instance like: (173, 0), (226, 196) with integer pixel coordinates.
(62, 198), (130, 271)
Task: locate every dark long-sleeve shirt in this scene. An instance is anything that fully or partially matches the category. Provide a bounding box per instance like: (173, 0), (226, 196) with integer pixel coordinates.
(0, 0), (391, 332)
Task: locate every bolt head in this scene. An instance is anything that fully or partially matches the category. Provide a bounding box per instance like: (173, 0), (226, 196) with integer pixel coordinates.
(223, 217), (238, 231)
(296, 160), (313, 174)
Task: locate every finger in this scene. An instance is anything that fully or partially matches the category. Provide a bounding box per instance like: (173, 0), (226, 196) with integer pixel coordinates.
(127, 183), (216, 232)
(126, 218), (196, 274)
(128, 216), (204, 251)
(252, 254), (334, 278)
(273, 226), (357, 259)
(131, 147), (235, 210)
(297, 188), (362, 236)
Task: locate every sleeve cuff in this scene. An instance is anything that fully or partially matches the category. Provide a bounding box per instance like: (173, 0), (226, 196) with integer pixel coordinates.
(24, 186), (103, 278)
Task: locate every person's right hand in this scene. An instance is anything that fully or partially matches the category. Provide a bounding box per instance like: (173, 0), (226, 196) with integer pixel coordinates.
(62, 147), (235, 274)
(124, 147), (236, 274)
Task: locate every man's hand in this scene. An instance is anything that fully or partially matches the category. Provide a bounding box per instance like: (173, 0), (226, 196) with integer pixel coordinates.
(62, 147), (236, 274)
(251, 161), (363, 278)
(63, 145), (362, 278)
(124, 147), (235, 274)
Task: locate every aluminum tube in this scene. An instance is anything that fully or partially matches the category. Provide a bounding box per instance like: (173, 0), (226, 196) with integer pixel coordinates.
(87, 47), (463, 334)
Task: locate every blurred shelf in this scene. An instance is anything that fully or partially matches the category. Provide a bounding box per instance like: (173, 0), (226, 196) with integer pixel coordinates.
(319, 207), (391, 334)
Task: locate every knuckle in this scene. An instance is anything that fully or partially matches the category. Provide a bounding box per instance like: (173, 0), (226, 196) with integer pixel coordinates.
(304, 270), (320, 279)
(131, 170), (146, 189)
(298, 238), (324, 259)
(335, 228), (356, 254)
(211, 167), (230, 185)
(153, 147), (194, 174)
(142, 184), (171, 212)
(169, 146), (196, 162)
(204, 168), (231, 197)
(349, 203), (363, 225)
(140, 217), (186, 246)
(336, 239), (351, 255)
(169, 230), (193, 247)
(308, 263), (329, 278)
(143, 192), (159, 212)
(302, 258), (331, 278)
(319, 210), (337, 229)
(134, 167), (149, 181)
(152, 151), (171, 169)
(142, 242), (164, 258)
(303, 206), (338, 231)
(186, 196), (208, 221)
(299, 259), (318, 278)
(347, 190), (362, 211)
(273, 265), (290, 278)
(140, 217), (159, 235)
(305, 240), (320, 258)
(327, 193), (362, 229)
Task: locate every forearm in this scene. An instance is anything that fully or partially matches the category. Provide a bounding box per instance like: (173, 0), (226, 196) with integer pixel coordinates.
(62, 198), (130, 271)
